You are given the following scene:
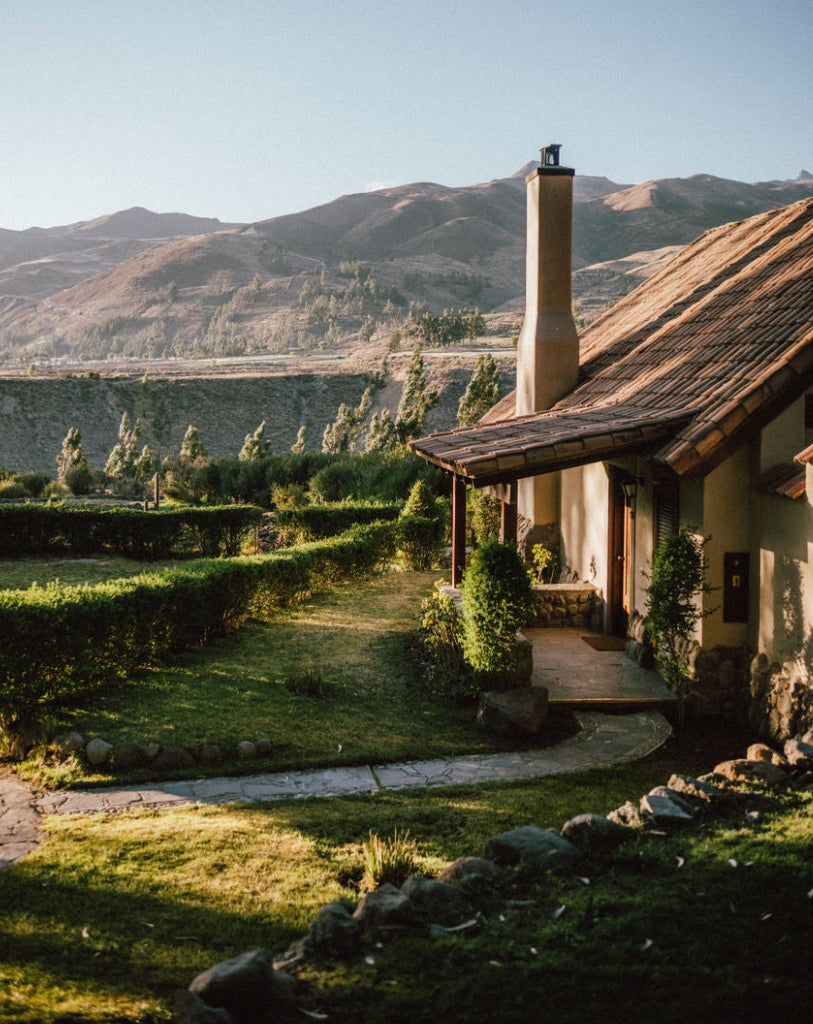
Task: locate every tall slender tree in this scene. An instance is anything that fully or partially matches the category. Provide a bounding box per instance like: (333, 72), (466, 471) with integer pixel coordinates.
(395, 348), (438, 443)
(457, 353), (502, 427)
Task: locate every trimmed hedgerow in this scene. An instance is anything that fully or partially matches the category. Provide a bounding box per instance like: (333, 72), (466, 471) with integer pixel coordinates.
(0, 521), (397, 723)
(273, 501), (402, 546)
(0, 504), (263, 559)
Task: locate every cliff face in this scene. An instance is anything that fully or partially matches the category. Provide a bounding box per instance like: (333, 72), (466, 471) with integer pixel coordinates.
(0, 366), (478, 476)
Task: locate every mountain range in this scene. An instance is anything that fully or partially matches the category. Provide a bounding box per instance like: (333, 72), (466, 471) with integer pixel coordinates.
(1, 164), (811, 367)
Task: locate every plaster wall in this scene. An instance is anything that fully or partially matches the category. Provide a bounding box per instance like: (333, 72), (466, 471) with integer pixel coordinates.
(701, 446), (752, 648)
(560, 462), (609, 590)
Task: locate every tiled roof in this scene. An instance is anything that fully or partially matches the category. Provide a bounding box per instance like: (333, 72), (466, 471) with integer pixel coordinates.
(753, 462), (806, 500)
(412, 197), (813, 482)
(796, 443), (813, 466)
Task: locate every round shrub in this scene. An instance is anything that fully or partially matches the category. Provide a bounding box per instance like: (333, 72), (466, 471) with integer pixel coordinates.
(461, 540), (534, 675)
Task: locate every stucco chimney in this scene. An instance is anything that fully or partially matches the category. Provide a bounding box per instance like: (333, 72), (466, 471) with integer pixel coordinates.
(515, 145), (579, 416)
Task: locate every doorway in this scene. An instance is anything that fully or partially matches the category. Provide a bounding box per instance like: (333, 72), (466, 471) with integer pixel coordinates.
(608, 470), (634, 636)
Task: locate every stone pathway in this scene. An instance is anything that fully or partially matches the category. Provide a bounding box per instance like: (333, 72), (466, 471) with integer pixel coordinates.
(1, 712), (671, 872)
(1, 710), (671, 870)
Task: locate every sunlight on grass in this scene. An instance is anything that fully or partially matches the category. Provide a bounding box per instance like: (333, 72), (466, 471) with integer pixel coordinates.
(2, 778), (811, 1023)
(21, 570), (542, 788)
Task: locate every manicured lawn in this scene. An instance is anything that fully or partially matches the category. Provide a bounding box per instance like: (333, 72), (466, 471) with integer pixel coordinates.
(20, 570), (555, 788)
(1, 752), (809, 1023)
(0, 555), (178, 590)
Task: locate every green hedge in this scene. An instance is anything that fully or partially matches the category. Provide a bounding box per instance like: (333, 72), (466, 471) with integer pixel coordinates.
(273, 501), (402, 546)
(0, 521), (397, 724)
(0, 504), (263, 559)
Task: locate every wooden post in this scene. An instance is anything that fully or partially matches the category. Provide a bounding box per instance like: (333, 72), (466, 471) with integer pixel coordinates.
(451, 475), (467, 588)
(500, 495), (517, 545)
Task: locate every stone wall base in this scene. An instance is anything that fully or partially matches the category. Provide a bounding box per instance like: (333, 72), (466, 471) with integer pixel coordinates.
(529, 584), (601, 630)
(749, 654), (813, 743)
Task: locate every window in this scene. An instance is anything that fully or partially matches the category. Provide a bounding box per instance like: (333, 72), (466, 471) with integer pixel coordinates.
(653, 478), (679, 549)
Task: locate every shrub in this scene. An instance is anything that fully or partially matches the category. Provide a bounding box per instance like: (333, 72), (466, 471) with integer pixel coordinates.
(644, 528), (715, 726)
(273, 502), (401, 547)
(467, 488), (501, 545)
(0, 521), (398, 726)
(64, 466), (94, 496)
(418, 580), (474, 700)
(398, 481), (446, 569)
(17, 472), (50, 498)
(461, 540), (534, 678)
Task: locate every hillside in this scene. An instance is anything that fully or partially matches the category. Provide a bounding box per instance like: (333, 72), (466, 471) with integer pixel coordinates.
(0, 353), (513, 475)
(1, 165), (810, 367)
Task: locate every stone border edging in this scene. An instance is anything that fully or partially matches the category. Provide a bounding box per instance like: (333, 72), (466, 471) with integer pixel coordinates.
(1, 711), (671, 869)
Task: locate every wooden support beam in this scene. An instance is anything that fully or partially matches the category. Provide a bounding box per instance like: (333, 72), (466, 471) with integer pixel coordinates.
(451, 475), (467, 587)
(500, 497), (517, 545)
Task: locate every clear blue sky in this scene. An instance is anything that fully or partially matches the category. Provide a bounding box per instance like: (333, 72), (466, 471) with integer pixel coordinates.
(1, 0), (811, 230)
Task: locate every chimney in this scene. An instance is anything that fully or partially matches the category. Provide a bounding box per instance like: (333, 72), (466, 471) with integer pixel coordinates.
(515, 144), (579, 416)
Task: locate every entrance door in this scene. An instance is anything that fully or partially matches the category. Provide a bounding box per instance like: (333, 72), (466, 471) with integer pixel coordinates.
(608, 471), (633, 636)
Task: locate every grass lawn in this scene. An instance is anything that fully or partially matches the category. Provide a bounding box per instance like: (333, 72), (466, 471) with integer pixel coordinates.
(0, 555), (179, 590)
(1, 754), (810, 1023)
(18, 569), (566, 788)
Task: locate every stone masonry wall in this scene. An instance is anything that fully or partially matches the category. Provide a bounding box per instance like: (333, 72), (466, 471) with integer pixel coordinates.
(529, 584), (601, 630)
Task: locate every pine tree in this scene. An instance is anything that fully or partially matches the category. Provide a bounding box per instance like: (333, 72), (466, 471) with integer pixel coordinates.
(56, 427), (89, 482)
(239, 420), (271, 461)
(457, 353), (502, 427)
(321, 387), (372, 453)
(180, 424), (207, 463)
(106, 413), (143, 482)
(291, 425), (307, 454)
(365, 408), (399, 453)
(395, 348), (438, 443)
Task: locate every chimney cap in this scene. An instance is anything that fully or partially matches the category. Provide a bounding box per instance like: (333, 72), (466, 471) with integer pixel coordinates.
(541, 144), (562, 167)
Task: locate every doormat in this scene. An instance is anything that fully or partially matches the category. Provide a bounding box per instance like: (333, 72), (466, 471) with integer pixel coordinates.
(581, 635), (627, 651)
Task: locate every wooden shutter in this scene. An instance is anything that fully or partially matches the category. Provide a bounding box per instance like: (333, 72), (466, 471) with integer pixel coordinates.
(653, 479), (679, 548)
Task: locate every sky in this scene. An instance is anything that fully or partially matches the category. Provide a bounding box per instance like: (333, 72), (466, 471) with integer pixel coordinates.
(1, 0), (811, 231)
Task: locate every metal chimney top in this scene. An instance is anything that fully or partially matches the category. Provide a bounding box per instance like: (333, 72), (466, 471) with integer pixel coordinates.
(532, 143), (574, 179)
(541, 144), (561, 167)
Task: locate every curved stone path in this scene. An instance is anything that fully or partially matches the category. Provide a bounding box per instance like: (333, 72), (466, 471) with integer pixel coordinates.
(1, 710), (671, 870)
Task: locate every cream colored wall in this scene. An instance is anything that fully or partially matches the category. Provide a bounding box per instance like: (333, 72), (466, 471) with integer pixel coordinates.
(756, 395), (812, 663)
(701, 446), (753, 648)
(560, 462), (609, 589)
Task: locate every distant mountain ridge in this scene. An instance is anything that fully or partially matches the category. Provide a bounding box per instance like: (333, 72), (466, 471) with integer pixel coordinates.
(0, 163), (811, 365)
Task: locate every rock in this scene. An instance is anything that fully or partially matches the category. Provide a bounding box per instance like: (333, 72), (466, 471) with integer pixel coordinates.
(353, 883), (415, 928)
(437, 856), (504, 885)
(151, 746), (195, 770)
(200, 743), (224, 764)
(305, 902), (362, 959)
(746, 743), (787, 766)
(640, 793), (693, 825)
(172, 989), (235, 1023)
(236, 741), (257, 759)
(784, 738), (813, 770)
(189, 949), (295, 1020)
(477, 686), (549, 737)
(110, 742), (145, 771)
(647, 785), (696, 814)
(560, 813), (632, 854)
(145, 741), (162, 760)
(712, 759), (789, 786)
(483, 825), (580, 874)
(607, 801), (646, 828)
(667, 774), (736, 808)
(256, 738), (273, 757)
(85, 737), (113, 767)
(56, 731), (85, 758)
(401, 875), (474, 926)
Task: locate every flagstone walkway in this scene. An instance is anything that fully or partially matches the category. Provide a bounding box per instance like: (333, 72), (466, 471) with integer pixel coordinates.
(1, 709), (671, 870)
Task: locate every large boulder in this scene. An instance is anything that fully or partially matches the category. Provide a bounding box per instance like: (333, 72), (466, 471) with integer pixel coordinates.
(477, 686), (549, 737)
(304, 902), (362, 959)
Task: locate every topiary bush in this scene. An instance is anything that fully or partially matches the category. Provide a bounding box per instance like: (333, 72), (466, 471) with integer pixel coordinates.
(461, 540), (534, 682)
(398, 480), (446, 570)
